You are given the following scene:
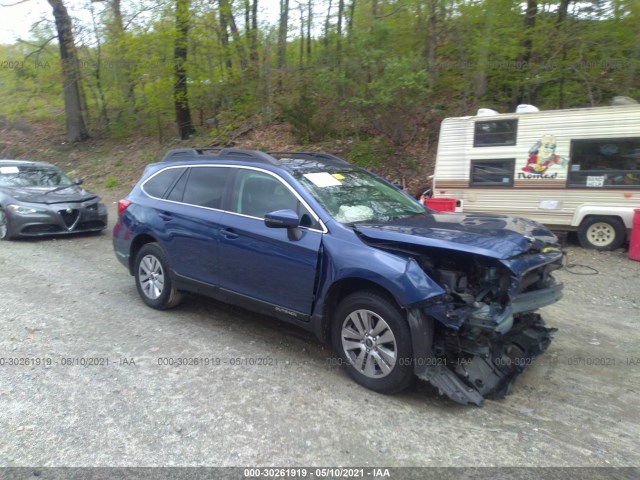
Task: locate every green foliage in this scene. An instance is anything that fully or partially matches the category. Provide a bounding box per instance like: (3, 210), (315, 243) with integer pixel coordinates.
(0, 0), (638, 149)
(104, 176), (118, 188)
(348, 57), (430, 145)
(279, 89), (335, 144)
(347, 137), (388, 168)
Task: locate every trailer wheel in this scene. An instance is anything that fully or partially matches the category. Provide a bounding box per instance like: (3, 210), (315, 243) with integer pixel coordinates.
(577, 216), (626, 251)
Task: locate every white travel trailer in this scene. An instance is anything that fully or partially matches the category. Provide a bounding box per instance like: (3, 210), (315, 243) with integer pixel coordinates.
(431, 104), (640, 250)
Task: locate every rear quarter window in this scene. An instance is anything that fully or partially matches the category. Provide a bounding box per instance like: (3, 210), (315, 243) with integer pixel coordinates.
(143, 168), (185, 198)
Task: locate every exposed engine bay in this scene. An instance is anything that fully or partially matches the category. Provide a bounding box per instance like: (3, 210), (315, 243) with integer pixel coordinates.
(378, 242), (564, 406)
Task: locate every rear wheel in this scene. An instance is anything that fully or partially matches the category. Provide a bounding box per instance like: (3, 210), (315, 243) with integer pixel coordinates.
(134, 243), (183, 309)
(0, 208), (13, 240)
(332, 290), (413, 394)
(578, 216), (626, 251)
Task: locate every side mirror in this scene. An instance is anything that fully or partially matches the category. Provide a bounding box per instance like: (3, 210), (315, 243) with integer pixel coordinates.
(73, 178), (84, 186)
(264, 209), (300, 229)
(265, 209), (302, 240)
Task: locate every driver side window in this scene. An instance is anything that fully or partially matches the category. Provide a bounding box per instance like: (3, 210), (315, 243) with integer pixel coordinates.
(231, 170), (317, 228)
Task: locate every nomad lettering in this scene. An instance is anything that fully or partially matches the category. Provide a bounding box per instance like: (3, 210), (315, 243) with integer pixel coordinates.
(518, 172), (558, 179)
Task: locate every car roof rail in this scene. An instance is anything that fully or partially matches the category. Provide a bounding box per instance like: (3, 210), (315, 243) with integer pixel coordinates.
(161, 148), (278, 165)
(268, 151), (350, 166)
(218, 148), (278, 164)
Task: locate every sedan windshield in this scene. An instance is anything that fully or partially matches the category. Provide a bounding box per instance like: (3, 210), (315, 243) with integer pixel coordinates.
(295, 169), (425, 224)
(0, 165), (73, 188)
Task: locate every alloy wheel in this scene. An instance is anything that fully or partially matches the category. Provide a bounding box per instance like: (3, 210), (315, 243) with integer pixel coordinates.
(0, 210), (8, 240)
(341, 309), (398, 378)
(138, 254), (165, 300)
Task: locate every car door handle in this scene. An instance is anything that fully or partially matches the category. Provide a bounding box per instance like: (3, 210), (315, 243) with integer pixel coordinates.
(158, 212), (173, 222)
(221, 228), (239, 240)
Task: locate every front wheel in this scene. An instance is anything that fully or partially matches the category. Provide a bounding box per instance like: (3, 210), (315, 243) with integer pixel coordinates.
(134, 243), (183, 309)
(0, 208), (13, 241)
(578, 216), (626, 251)
(332, 290), (414, 394)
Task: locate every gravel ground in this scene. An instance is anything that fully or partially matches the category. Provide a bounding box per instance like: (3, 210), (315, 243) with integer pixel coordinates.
(0, 192), (639, 471)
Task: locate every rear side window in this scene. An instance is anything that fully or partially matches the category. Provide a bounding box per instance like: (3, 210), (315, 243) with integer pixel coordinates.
(568, 138), (640, 188)
(143, 168), (184, 198)
(182, 166), (231, 209)
(470, 159), (515, 186)
(474, 119), (518, 147)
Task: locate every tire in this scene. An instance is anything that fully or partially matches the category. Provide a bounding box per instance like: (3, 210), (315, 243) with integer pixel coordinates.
(332, 290), (414, 394)
(134, 243), (183, 309)
(0, 208), (13, 241)
(578, 216), (626, 251)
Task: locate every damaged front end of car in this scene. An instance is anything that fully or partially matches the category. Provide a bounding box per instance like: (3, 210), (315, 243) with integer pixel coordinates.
(354, 217), (564, 406)
(407, 247), (563, 406)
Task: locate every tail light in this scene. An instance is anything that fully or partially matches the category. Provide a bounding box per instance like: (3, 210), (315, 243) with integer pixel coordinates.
(117, 199), (131, 217)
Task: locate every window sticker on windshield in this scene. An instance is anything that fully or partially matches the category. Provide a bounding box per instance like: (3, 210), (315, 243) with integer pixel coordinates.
(0, 166), (20, 174)
(333, 173), (345, 180)
(304, 172), (342, 187)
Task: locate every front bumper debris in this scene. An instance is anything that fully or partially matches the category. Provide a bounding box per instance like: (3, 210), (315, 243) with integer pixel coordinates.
(416, 313), (556, 406)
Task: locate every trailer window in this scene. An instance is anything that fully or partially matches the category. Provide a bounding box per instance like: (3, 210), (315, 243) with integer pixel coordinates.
(568, 138), (640, 188)
(470, 159), (515, 186)
(474, 120), (518, 147)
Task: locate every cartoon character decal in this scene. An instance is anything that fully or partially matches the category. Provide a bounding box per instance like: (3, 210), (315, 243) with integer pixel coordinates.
(522, 134), (568, 174)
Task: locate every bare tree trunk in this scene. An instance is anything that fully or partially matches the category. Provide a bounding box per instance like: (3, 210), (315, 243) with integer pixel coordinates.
(555, 0), (571, 108)
(220, 0), (249, 70)
(336, 0), (344, 65)
(110, 0), (136, 110)
(298, 1), (304, 69)
(277, 0), (290, 89)
(219, 2), (232, 69)
(306, 0), (312, 60)
(424, 0), (437, 90)
(347, 0), (355, 40)
(472, 1), (494, 100)
(89, 4), (110, 131)
(174, 0), (195, 139)
(622, 31), (640, 95)
(514, 0), (537, 106)
(47, 0), (89, 142)
(249, 0), (259, 77)
(323, 0), (332, 48)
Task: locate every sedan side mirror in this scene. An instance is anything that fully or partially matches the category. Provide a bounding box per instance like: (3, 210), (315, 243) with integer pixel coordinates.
(73, 178), (84, 186)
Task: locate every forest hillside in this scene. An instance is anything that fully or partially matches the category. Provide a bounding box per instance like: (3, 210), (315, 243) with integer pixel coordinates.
(0, 0), (638, 192)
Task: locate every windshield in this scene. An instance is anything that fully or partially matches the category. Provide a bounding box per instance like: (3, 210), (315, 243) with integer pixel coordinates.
(295, 169), (425, 224)
(0, 165), (73, 188)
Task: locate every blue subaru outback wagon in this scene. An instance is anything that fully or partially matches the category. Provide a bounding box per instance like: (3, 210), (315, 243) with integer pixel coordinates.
(113, 148), (564, 405)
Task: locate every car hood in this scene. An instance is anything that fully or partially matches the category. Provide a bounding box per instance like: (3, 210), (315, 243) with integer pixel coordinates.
(2, 186), (98, 204)
(354, 212), (559, 259)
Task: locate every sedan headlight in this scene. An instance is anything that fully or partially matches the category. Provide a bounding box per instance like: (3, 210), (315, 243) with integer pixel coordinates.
(7, 204), (46, 215)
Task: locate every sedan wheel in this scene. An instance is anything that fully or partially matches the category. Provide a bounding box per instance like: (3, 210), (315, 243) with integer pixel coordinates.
(0, 208), (12, 240)
(332, 290), (413, 393)
(134, 243), (183, 309)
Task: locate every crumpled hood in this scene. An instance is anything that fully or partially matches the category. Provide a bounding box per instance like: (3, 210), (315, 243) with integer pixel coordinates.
(4, 186), (98, 204)
(354, 212), (559, 259)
